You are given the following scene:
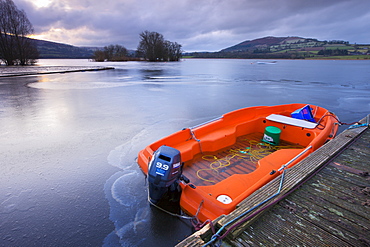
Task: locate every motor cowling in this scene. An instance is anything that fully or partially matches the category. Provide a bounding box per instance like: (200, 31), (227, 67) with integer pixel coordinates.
(148, 145), (182, 205)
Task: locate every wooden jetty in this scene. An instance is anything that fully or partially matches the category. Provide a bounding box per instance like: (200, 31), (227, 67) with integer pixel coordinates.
(176, 115), (369, 246)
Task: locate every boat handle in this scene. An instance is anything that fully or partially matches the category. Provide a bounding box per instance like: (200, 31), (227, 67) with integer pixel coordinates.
(189, 128), (203, 153)
(188, 116), (223, 154)
(189, 116), (223, 130)
(278, 145), (312, 171)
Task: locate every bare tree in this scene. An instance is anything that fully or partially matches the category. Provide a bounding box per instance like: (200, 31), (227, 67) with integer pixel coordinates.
(164, 41), (182, 61)
(92, 49), (106, 62)
(104, 44), (128, 61)
(137, 31), (164, 61)
(92, 44), (128, 62)
(0, 0), (38, 65)
(137, 31), (182, 61)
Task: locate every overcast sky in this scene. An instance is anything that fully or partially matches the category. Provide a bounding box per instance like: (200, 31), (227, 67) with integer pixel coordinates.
(14, 0), (370, 52)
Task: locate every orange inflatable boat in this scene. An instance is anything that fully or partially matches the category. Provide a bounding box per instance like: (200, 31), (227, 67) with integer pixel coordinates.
(137, 104), (339, 222)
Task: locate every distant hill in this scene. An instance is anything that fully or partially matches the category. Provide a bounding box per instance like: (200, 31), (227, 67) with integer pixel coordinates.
(221, 36), (321, 52)
(33, 39), (99, 59)
(188, 36), (370, 59)
(32, 36), (370, 60)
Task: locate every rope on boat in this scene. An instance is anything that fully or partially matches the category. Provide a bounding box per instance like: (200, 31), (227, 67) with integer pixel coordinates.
(202, 169), (287, 247)
(147, 194), (195, 220)
(348, 114), (369, 129)
(190, 200), (216, 233)
(316, 112), (359, 130)
(189, 128), (203, 153)
(194, 111), (358, 183)
(196, 140), (301, 183)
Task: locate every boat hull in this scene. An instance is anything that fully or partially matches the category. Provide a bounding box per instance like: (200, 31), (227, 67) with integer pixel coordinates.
(137, 104), (339, 222)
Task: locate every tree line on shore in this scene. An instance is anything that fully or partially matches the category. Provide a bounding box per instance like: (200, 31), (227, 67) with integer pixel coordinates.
(92, 31), (182, 62)
(0, 0), (182, 66)
(0, 0), (39, 65)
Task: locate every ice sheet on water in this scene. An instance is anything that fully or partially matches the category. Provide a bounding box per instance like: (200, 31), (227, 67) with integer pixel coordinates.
(1, 190), (35, 213)
(133, 206), (150, 233)
(115, 206), (150, 235)
(104, 169), (150, 246)
(147, 75), (187, 81)
(27, 81), (131, 90)
(107, 128), (151, 170)
(114, 206), (150, 246)
(104, 117), (210, 246)
(104, 227), (146, 247)
(111, 170), (145, 207)
(115, 221), (135, 237)
(107, 117), (199, 170)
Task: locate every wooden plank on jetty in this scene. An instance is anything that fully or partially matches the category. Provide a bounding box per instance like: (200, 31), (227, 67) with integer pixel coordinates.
(176, 115), (369, 246)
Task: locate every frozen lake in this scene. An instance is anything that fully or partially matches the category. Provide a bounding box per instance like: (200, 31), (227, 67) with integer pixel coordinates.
(1, 58), (369, 246)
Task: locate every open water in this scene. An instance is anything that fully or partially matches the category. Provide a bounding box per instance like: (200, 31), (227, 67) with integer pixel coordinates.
(0, 59), (369, 246)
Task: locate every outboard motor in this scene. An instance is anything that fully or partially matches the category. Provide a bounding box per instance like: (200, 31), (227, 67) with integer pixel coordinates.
(148, 145), (183, 206)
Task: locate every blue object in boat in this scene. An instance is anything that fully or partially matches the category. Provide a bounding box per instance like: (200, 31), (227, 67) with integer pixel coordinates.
(291, 105), (316, 122)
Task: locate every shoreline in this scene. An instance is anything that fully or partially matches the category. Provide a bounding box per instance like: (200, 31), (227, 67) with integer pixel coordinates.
(183, 57), (370, 60)
(182, 54), (370, 60)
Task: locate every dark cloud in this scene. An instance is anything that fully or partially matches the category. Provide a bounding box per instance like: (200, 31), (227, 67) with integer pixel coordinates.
(14, 0), (370, 51)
